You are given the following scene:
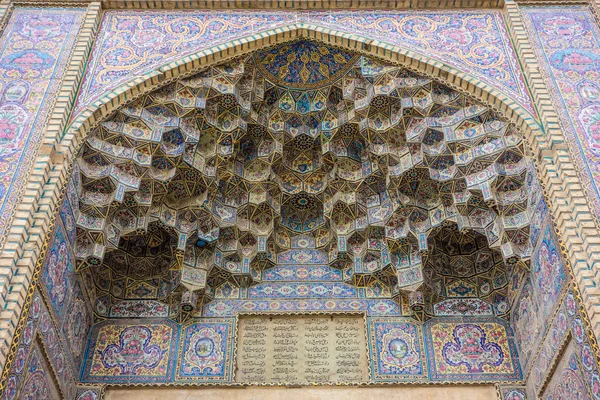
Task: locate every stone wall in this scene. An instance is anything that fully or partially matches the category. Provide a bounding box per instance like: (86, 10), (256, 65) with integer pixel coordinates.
(103, 385), (498, 400)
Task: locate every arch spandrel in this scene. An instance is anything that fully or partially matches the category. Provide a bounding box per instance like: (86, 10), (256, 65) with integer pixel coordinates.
(72, 11), (533, 119)
(65, 21), (540, 157)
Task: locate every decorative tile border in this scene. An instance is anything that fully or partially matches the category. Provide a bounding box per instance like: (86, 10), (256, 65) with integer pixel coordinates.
(109, 300), (170, 319)
(202, 299), (402, 318)
(262, 265), (343, 281)
(247, 282), (358, 299)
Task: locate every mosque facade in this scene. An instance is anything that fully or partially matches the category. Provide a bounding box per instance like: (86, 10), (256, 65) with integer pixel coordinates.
(0, 1), (599, 399)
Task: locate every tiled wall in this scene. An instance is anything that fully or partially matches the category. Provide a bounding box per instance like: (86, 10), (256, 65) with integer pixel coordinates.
(2, 5), (600, 399)
(0, 188), (93, 399)
(72, 9), (532, 120)
(79, 315), (521, 385)
(516, 6), (600, 399)
(0, 7), (84, 249)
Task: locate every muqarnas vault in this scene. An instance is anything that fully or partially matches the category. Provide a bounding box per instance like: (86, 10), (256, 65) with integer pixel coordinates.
(0, 3), (599, 400)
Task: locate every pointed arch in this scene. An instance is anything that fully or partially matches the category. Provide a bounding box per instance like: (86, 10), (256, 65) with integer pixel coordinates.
(62, 22), (540, 158)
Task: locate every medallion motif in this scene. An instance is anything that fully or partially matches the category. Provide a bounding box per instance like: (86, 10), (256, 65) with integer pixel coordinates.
(441, 324), (503, 373)
(42, 223), (74, 318)
(544, 341), (591, 400)
(20, 371), (51, 400)
(177, 320), (233, 381)
(99, 326), (166, 374)
(369, 319), (425, 381)
(0, 104), (28, 145)
(532, 224), (565, 318)
(502, 388), (527, 400)
(64, 288), (91, 366)
(75, 389), (101, 400)
(255, 41), (359, 88)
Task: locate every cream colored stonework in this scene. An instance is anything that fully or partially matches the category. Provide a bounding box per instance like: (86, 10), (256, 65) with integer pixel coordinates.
(104, 385), (498, 400)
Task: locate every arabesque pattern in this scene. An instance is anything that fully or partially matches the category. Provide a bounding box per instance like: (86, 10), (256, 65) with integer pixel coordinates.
(0, 8), (84, 248)
(73, 10), (533, 117)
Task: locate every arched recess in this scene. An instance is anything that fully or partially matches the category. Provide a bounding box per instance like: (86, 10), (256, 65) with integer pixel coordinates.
(54, 22), (558, 321)
(2, 14), (599, 396)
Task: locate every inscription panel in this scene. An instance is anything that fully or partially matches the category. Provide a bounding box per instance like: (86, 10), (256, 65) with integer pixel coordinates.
(236, 314), (368, 384)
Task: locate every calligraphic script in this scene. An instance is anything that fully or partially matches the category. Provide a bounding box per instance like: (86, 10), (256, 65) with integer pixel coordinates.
(236, 314), (369, 384)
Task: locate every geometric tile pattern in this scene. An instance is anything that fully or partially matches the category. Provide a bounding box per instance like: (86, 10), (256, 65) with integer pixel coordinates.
(73, 10), (533, 118)
(73, 40), (536, 321)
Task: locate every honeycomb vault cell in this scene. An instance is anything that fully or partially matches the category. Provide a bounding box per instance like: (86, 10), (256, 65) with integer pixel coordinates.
(73, 40), (535, 321)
